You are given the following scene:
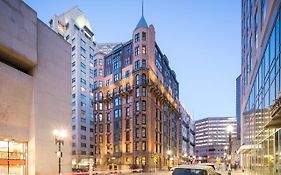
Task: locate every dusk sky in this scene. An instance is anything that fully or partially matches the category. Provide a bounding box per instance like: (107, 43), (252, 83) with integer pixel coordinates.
(24, 0), (241, 120)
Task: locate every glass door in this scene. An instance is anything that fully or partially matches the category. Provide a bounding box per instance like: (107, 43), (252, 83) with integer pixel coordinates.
(0, 139), (27, 175)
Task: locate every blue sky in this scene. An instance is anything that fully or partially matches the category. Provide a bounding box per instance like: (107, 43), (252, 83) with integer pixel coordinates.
(24, 0), (241, 120)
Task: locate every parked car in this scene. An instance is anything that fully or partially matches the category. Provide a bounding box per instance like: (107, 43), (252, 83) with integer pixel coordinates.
(198, 163), (216, 170)
(172, 165), (221, 175)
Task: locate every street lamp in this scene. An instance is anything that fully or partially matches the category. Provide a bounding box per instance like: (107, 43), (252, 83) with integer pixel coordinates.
(167, 150), (172, 170)
(226, 125), (233, 174)
(53, 129), (66, 175)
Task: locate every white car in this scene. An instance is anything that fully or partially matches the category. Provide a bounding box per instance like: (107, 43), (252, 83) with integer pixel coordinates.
(172, 165), (221, 175)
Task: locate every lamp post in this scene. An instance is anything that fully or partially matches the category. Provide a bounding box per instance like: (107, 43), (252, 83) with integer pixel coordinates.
(53, 129), (66, 175)
(226, 125), (233, 174)
(167, 150), (172, 170)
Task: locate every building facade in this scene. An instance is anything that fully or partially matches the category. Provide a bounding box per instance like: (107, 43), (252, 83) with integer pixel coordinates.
(195, 117), (237, 163)
(49, 7), (96, 168)
(49, 8), (120, 169)
(95, 43), (122, 55)
(0, 0), (72, 174)
(179, 103), (195, 163)
(236, 75), (241, 139)
(92, 14), (181, 171)
(240, 0), (281, 174)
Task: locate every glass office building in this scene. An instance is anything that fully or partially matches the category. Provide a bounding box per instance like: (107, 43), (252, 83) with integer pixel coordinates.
(240, 1), (281, 174)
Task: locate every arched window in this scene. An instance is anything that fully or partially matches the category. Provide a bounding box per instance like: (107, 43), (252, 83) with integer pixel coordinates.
(98, 91), (103, 100)
(142, 74), (147, 84)
(113, 88), (117, 96)
(136, 74), (140, 85)
(126, 83), (131, 91)
(106, 91), (110, 98)
(119, 85), (123, 93)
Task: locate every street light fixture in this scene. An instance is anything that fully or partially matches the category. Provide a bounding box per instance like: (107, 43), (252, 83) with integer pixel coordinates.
(167, 150), (172, 170)
(226, 125), (233, 174)
(53, 129), (66, 175)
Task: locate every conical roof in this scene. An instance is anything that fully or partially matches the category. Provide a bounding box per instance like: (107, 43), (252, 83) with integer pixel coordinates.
(135, 15), (148, 31)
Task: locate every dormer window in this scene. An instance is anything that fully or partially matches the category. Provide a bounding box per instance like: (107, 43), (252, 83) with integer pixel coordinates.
(135, 33), (140, 43)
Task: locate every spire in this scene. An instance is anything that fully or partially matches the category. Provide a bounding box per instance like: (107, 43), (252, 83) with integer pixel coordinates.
(142, 0), (144, 17)
(135, 0), (148, 31)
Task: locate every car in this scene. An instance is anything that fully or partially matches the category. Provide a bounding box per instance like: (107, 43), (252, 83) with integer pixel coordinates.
(197, 163), (216, 170)
(172, 165), (221, 175)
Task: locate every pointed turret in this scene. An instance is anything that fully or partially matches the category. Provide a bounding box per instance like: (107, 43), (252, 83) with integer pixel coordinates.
(134, 0), (148, 30)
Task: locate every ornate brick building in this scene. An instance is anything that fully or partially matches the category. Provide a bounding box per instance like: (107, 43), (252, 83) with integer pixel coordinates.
(92, 12), (181, 171)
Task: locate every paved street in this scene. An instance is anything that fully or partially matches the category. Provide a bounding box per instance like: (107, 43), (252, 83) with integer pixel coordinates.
(125, 169), (253, 175)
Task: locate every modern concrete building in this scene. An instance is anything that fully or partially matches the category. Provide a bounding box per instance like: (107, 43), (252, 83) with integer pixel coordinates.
(179, 103), (195, 163)
(236, 75), (241, 139)
(91, 11), (181, 171)
(0, 0), (72, 174)
(195, 117), (237, 163)
(49, 8), (120, 169)
(239, 0), (281, 174)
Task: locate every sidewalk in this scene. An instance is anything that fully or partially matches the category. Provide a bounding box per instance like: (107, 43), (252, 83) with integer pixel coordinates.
(218, 169), (253, 175)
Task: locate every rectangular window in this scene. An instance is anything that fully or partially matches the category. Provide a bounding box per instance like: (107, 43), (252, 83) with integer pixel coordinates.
(142, 32), (146, 41)
(126, 107), (130, 117)
(136, 88), (140, 97)
(80, 39), (86, 46)
(142, 101), (146, 111)
(114, 73), (120, 82)
(142, 59), (146, 68)
(107, 113), (111, 121)
(113, 61), (120, 70)
(135, 33), (140, 42)
(80, 47), (86, 54)
(80, 62), (86, 69)
(99, 59), (103, 65)
(142, 87), (146, 96)
(135, 60), (140, 70)
(81, 71), (86, 78)
(90, 47), (94, 52)
(90, 62), (94, 68)
(80, 78), (86, 85)
(81, 126), (87, 131)
(142, 45), (146, 54)
(81, 135), (86, 140)
(142, 128), (146, 138)
(134, 46), (140, 56)
(142, 114), (146, 124)
(125, 57), (130, 66)
(125, 70), (130, 78)
(72, 61), (76, 67)
(126, 95), (130, 104)
(136, 128), (140, 138)
(80, 93), (86, 100)
(99, 69), (103, 76)
(89, 54), (94, 60)
(135, 101), (140, 111)
(81, 101), (86, 107)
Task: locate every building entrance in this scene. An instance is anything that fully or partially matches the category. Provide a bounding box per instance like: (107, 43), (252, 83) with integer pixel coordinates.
(0, 139), (27, 175)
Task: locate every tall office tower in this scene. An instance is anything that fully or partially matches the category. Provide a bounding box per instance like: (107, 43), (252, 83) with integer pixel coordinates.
(240, 1), (281, 174)
(49, 7), (96, 168)
(0, 0), (72, 174)
(179, 103), (195, 163)
(195, 117), (237, 163)
(236, 75), (241, 139)
(92, 11), (180, 171)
